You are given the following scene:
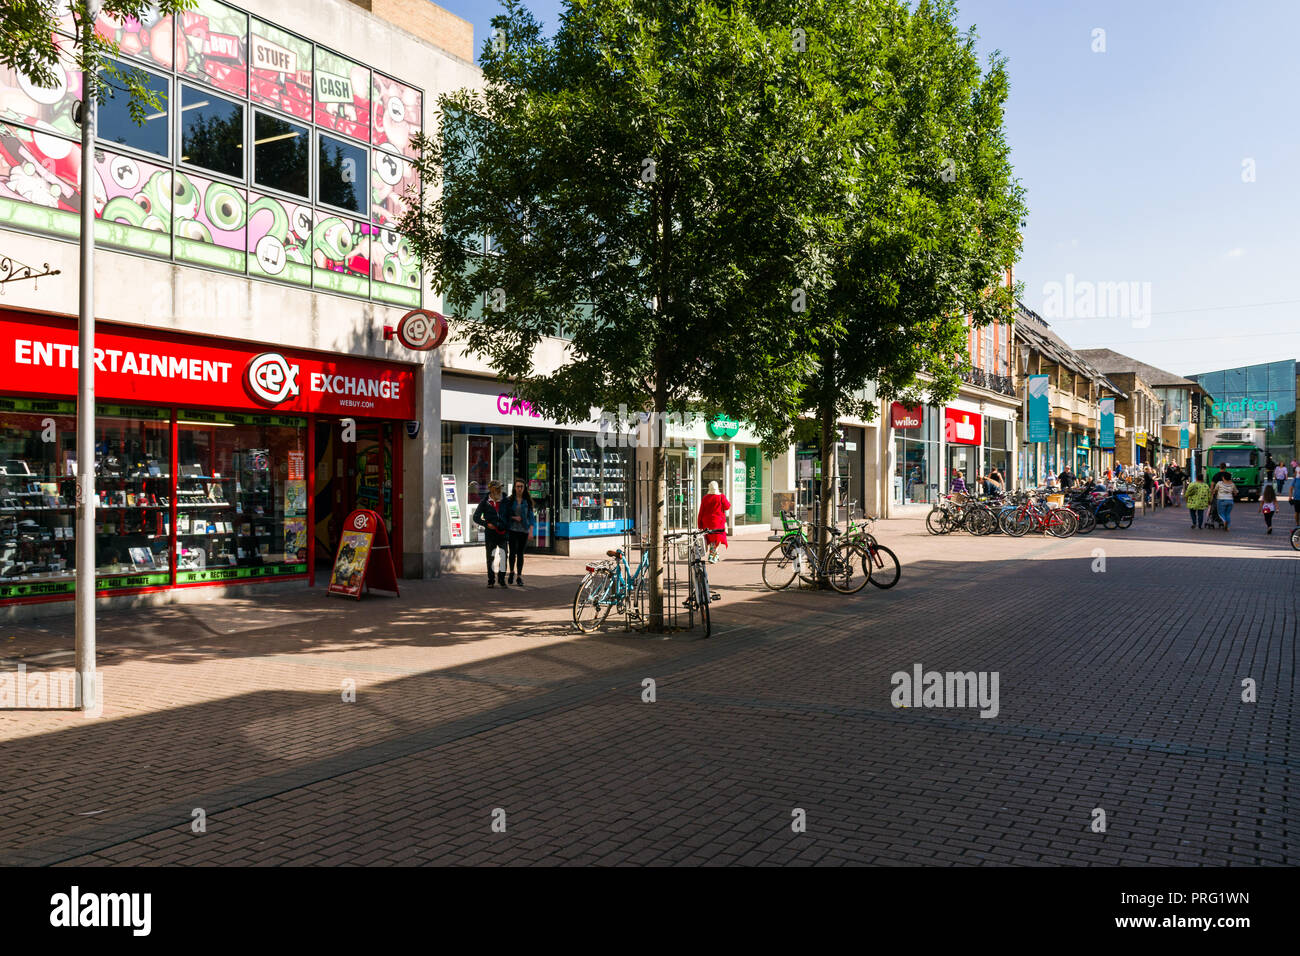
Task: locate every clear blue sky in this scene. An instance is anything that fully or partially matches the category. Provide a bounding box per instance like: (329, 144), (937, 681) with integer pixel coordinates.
(434, 0), (1300, 378)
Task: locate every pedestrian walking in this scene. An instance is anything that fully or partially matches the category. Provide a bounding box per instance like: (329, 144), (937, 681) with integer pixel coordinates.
(1259, 484), (1278, 534)
(1142, 465), (1156, 506)
(472, 479), (510, 587)
(1044, 468), (1057, 491)
(697, 480), (731, 563)
(1291, 472), (1300, 527)
(1058, 466), (1075, 491)
(502, 477), (536, 586)
(1211, 472), (1237, 532)
(1273, 461), (1287, 494)
(950, 472), (968, 495)
(1185, 474), (1209, 529)
(1168, 463), (1185, 507)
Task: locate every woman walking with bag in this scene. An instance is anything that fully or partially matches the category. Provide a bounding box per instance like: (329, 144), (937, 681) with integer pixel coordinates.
(503, 477), (536, 586)
(1211, 472), (1238, 532)
(472, 480), (509, 587)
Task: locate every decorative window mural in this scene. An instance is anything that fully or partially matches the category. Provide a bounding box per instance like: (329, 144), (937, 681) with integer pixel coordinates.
(314, 49), (369, 143)
(312, 211), (368, 297)
(371, 72), (421, 160)
(0, 33), (82, 140)
(94, 5), (176, 73)
(177, 0), (248, 98)
(171, 170), (247, 272)
(369, 224), (420, 307)
(250, 20), (311, 121)
(0, 1), (421, 308)
(371, 149), (417, 226)
(248, 191), (312, 287)
(0, 122), (80, 238)
(95, 148), (172, 257)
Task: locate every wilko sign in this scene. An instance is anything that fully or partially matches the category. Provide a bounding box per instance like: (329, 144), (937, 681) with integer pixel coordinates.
(395, 309), (449, 351)
(943, 407), (982, 446)
(890, 402), (922, 429)
(2, 310), (417, 419)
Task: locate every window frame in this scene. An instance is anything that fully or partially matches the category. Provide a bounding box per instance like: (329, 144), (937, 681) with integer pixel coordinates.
(177, 82), (248, 182)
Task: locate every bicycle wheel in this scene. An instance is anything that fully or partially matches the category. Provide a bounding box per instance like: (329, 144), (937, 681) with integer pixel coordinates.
(1118, 512), (1133, 529)
(1006, 508), (1032, 537)
(794, 541), (820, 586)
(1291, 526), (1300, 551)
(866, 542), (900, 589)
(1073, 507), (1096, 534)
(572, 570), (614, 632)
(925, 508), (946, 535)
(692, 562), (712, 638)
(1046, 509), (1075, 538)
(827, 540), (870, 594)
(762, 542), (799, 590)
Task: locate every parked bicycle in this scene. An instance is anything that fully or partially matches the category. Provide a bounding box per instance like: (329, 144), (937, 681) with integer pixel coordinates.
(762, 506), (869, 593)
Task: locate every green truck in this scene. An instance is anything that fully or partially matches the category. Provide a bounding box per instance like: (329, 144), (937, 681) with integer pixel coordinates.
(1201, 428), (1267, 500)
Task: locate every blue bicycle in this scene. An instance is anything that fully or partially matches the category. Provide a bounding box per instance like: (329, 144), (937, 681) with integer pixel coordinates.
(572, 528), (724, 636)
(572, 537), (651, 633)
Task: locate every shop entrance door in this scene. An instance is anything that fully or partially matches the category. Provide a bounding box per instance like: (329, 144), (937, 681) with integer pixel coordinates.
(666, 449), (696, 530)
(516, 430), (554, 552)
(314, 419), (400, 573)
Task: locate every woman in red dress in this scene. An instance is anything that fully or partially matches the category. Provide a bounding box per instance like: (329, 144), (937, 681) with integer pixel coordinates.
(697, 480), (731, 563)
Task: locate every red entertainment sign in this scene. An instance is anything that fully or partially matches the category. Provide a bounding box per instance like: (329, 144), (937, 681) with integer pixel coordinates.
(943, 407), (982, 446)
(890, 402), (922, 429)
(1, 311), (417, 419)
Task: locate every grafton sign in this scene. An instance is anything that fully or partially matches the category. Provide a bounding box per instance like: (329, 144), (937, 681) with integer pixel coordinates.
(3, 310), (417, 419)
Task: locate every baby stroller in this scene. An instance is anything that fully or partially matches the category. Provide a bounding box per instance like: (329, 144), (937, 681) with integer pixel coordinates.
(1204, 497), (1225, 530)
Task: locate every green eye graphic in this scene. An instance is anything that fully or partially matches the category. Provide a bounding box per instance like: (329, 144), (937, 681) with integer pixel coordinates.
(204, 182), (245, 231)
(171, 173), (198, 216)
(175, 217), (212, 242)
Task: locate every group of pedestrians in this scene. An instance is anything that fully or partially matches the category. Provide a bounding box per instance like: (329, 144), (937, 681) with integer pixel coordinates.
(472, 478), (536, 587)
(1182, 461), (1299, 534)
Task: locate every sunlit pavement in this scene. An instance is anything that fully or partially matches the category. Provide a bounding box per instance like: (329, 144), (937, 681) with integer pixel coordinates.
(1, 505), (1295, 865)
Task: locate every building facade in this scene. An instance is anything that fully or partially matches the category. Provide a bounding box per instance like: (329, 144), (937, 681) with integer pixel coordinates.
(0, 0), (481, 615)
(1190, 360), (1298, 465)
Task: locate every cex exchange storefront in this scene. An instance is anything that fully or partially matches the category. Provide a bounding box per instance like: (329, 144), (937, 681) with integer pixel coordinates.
(0, 309), (416, 613)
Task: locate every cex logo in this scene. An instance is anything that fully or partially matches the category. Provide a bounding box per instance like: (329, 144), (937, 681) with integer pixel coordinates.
(353, 513), (370, 530)
(244, 352), (301, 406)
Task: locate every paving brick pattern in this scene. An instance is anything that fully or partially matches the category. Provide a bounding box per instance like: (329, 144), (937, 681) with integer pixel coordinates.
(0, 505), (1295, 865)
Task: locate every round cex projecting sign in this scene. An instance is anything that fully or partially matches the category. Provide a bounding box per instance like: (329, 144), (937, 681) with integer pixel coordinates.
(395, 309), (449, 351)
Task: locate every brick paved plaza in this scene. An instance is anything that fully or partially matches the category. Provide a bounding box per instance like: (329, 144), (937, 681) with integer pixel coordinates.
(1, 505), (1294, 866)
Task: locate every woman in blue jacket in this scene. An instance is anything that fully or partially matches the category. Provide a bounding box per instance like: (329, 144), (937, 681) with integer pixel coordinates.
(502, 478), (536, 586)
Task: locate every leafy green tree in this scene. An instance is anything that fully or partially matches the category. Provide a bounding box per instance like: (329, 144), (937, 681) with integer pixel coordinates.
(742, 0), (1027, 556)
(2, 1), (195, 125)
(402, 0), (829, 628)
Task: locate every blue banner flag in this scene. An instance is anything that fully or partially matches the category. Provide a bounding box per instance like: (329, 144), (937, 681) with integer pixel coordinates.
(1028, 375), (1050, 442)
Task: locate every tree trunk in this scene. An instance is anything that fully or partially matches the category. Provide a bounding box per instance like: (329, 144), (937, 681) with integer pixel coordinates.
(817, 349), (838, 586)
(648, 379), (668, 631)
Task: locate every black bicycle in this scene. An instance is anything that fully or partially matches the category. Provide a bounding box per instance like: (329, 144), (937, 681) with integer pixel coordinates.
(666, 527), (724, 637)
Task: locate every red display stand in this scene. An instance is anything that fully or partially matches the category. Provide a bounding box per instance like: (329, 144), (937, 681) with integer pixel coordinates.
(327, 509), (400, 599)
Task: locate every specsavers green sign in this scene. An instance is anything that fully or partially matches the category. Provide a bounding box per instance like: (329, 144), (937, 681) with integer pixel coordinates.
(708, 417), (740, 439)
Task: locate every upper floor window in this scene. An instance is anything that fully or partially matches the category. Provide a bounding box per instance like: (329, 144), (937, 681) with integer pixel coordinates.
(253, 110), (309, 198)
(317, 132), (367, 215)
(180, 85), (244, 179)
(98, 59), (170, 158)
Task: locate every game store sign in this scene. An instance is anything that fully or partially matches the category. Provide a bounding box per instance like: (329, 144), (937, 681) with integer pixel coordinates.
(2, 310), (417, 419)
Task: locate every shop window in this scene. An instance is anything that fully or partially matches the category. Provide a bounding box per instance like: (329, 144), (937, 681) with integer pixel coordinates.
(180, 84), (244, 179)
(253, 111), (309, 198)
(0, 403), (78, 600)
(98, 58), (170, 158)
(443, 426), (513, 546)
(176, 413), (307, 580)
(92, 409), (173, 586)
(561, 435), (629, 529)
(371, 72), (422, 160)
(317, 132), (367, 215)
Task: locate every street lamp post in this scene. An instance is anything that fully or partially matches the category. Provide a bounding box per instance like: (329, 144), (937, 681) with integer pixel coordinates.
(75, 0), (100, 713)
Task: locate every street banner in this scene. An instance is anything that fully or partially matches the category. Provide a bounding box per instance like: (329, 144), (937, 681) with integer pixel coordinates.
(327, 509), (399, 600)
(1179, 423), (1189, 449)
(1028, 375), (1050, 442)
(1100, 397), (1115, 449)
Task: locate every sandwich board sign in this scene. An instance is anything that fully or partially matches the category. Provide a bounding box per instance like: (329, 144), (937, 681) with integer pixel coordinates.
(327, 508), (399, 599)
